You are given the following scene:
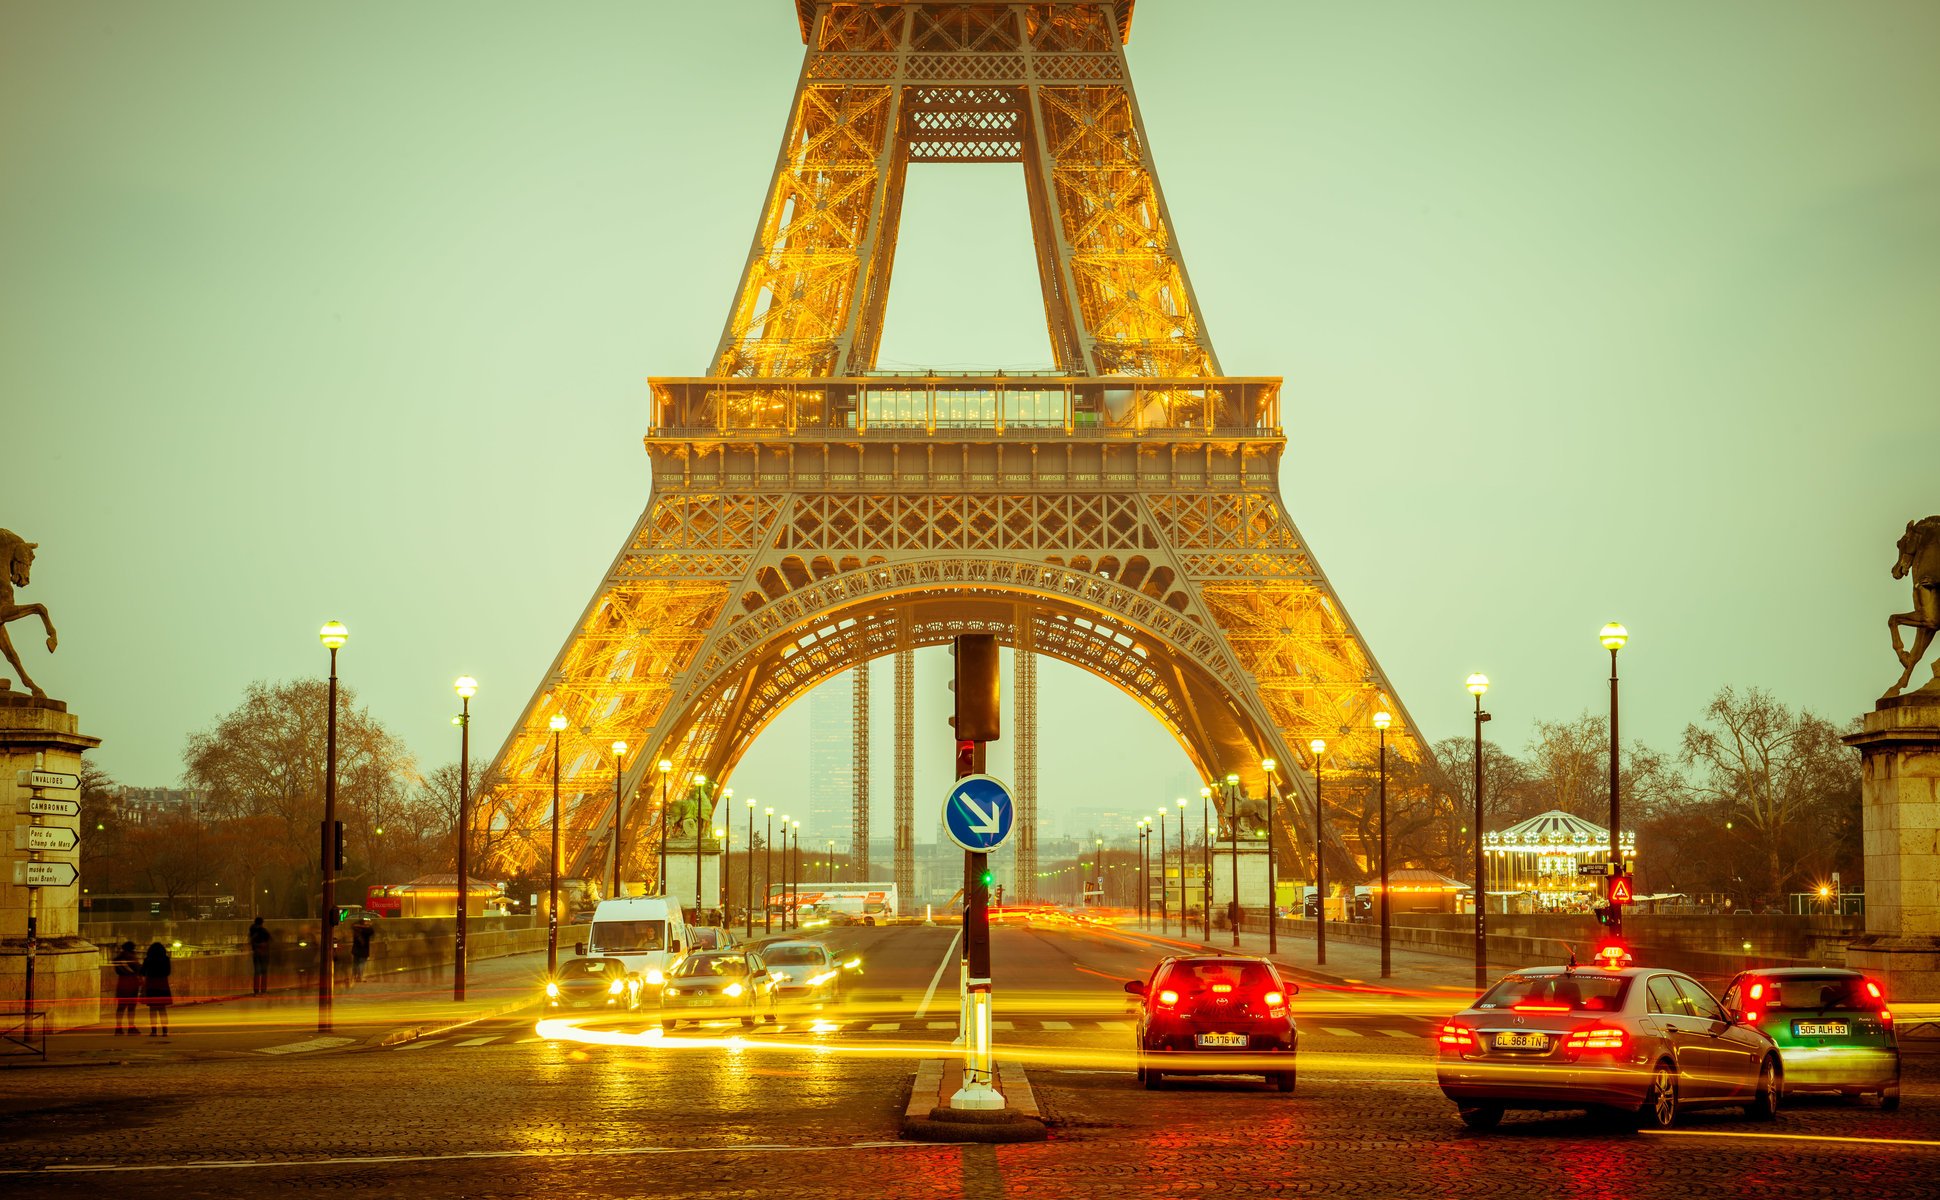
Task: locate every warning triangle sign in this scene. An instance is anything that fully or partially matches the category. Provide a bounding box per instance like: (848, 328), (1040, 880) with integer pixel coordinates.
(1610, 876), (1634, 906)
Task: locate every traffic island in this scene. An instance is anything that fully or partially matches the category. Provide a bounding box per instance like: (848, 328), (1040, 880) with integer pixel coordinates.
(901, 1058), (1048, 1143)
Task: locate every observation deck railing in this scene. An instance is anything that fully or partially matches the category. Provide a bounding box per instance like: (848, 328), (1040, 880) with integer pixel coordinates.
(648, 374), (1282, 438)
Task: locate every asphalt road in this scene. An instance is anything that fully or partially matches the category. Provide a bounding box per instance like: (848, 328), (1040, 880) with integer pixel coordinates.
(3, 916), (1935, 1199)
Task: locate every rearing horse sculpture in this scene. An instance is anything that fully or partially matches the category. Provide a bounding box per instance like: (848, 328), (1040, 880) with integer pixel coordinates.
(0, 529), (58, 699)
(1888, 515), (1940, 698)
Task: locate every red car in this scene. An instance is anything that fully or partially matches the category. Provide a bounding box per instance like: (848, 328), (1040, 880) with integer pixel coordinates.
(1125, 955), (1300, 1092)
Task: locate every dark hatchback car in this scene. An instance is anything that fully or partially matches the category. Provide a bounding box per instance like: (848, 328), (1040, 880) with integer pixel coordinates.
(1721, 968), (1900, 1108)
(1126, 955), (1300, 1092)
(544, 956), (640, 1011)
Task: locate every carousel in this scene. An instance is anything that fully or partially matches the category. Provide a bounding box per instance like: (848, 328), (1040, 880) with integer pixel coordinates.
(1483, 810), (1636, 913)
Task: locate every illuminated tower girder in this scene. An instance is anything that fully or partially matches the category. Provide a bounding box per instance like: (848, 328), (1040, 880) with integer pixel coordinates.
(851, 663), (870, 878)
(894, 648), (915, 912)
(482, 1), (1447, 890)
(1014, 638), (1038, 902)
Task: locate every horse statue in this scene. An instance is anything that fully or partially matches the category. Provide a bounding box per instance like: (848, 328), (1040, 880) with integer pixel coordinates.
(1887, 515), (1940, 698)
(0, 529), (58, 699)
(1216, 792), (1273, 841)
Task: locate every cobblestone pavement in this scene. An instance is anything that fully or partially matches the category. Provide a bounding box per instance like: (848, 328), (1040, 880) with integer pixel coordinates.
(3, 922), (1935, 1198)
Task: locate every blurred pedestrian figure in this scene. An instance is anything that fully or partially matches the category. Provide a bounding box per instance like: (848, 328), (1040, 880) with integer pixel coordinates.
(351, 919), (374, 984)
(248, 917), (272, 995)
(140, 942), (173, 1037)
(111, 941), (141, 1034)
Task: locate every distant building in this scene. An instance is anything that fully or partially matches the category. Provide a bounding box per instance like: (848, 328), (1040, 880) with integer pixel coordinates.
(807, 672), (856, 852)
(112, 786), (206, 823)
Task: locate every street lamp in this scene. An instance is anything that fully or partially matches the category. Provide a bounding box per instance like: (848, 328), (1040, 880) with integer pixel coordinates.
(1156, 806), (1168, 932)
(719, 786), (732, 918)
(1466, 672), (1492, 990)
(453, 675), (478, 1003)
(1372, 711), (1392, 979)
(1176, 798), (1188, 939)
(1600, 622), (1629, 938)
(1136, 819), (1149, 926)
(829, 839), (837, 885)
(1223, 774), (1240, 947)
(745, 796), (756, 935)
(547, 713), (569, 975)
(1261, 758), (1278, 954)
(764, 807), (775, 933)
(790, 820), (801, 928)
(1200, 785), (1214, 940)
(1309, 739), (1327, 967)
(317, 621), (347, 1033)
(608, 741), (630, 900)
(656, 758), (672, 895)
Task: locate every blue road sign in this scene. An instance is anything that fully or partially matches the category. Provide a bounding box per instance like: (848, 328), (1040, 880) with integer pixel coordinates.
(942, 774), (1016, 853)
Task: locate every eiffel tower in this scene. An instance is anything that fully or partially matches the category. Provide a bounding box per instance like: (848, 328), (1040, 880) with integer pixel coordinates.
(484, 1), (1441, 908)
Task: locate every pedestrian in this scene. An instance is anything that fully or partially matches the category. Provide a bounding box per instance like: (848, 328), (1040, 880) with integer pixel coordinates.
(140, 941), (173, 1037)
(351, 919), (374, 984)
(248, 916), (272, 995)
(111, 941), (141, 1034)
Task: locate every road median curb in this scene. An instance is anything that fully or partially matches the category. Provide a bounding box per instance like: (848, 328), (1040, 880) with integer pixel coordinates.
(899, 1057), (1048, 1143)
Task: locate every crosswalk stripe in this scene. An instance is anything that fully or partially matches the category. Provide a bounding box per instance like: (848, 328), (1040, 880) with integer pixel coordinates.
(990, 1021), (1014, 1032)
(870, 1022), (902, 1031)
(1097, 1021), (1133, 1031)
(1382, 1028), (1419, 1039)
(453, 1035), (498, 1047)
(1041, 1020), (1074, 1031)
(925, 1021), (957, 1030)
(1320, 1026), (1361, 1038)
(398, 1038), (445, 1050)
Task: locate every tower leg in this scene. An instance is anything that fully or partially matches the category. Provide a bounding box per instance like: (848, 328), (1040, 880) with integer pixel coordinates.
(852, 663), (870, 880)
(1015, 640), (1037, 903)
(895, 649), (914, 915)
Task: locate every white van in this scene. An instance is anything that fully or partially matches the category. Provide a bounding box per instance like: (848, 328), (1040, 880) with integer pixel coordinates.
(577, 896), (690, 992)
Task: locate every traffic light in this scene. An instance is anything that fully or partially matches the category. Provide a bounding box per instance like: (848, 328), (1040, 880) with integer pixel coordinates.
(979, 867), (995, 890)
(950, 634), (1001, 741)
(333, 820), (347, 872)
(1593, 902), (1618, 927)
(993, 883), (1005, 907)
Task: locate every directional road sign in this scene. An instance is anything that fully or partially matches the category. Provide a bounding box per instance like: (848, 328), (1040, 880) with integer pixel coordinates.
(24, 826), (78, 853)
(16, 769), (79, 792)
(12, 860), (78, 888)
(25, 796), (80, 818)
(1578, 863), (1611, 877)
(942, 773), (1016, 853)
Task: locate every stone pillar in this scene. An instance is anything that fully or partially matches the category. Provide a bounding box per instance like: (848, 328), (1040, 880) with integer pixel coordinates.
(1, 694), (102, 1032)
(1843, 692), (1940, 1000)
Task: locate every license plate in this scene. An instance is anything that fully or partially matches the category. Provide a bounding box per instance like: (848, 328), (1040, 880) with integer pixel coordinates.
(1795, 1021), (1849, 1037)
(1493, 1032), (1549, 1050)
(1196, 1032), (1248, 1048)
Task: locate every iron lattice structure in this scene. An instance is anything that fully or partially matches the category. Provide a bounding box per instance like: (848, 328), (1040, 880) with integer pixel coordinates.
(893, 648), (915, 910)
(1013, 640), (1037, 900)
(851, 664), (870, 877)
(483, 1), (1446, 892)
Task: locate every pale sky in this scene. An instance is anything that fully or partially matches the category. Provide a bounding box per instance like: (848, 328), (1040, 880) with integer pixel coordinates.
(5, 1), (1936, 847)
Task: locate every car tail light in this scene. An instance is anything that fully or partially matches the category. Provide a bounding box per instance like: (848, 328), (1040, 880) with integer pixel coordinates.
(1865, 979), (1884, 1001)
(1748, 982), (1765, 1002)
(1157, 989), (1180, 1007)
(1437, 1023), (1476, 1049)
(1263, 991), (1285, 1007)
(1565, 1026), (1629, 1054)
(1879, 1009), (1894, 1027)
(1512, 1003), (1571, 1013)
(1211, 983), (1234, 994)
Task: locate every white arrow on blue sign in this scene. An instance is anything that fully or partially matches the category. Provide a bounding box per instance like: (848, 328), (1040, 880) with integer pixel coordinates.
(942, 774), (1016, 853)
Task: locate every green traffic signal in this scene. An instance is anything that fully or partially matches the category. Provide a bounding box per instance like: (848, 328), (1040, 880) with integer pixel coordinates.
(979, 870), (995, 888)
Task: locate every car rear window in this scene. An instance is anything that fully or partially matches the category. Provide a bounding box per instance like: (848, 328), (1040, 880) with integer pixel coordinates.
(1762, 974), (1883, 1012)
(1156, 960), (1278, 993)
(763, 946), (825, 965)
(1477, 973), (1629, 1012)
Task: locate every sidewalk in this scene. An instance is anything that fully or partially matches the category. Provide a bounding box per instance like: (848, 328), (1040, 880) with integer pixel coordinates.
(1107, 918), (1523, 997)
(3, 950), (551, 1069)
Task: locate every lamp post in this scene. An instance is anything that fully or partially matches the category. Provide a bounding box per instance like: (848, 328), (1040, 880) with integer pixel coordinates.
(715, 826), (728, 916)
(1310, 739), (1327, 967)
(764, 807), (775, 933)
(1600, 622), (1629, 938)
(317, 621), (347, 1033)
(1261, 758), (1278, 954)
(609, 741), (629, 900)
(454, 675), (478, 1003)
(745, 797), (756, 935)
(693, 773), (709, 919)
(1226, 772), (1241, 947)
(1373, 711), (1393, 979)
(829, 840), (837, 885)
(1466, 672), (1492, 991)
(656, 758), (671, 894)
(790, 820), (801, 928)
(1175, 798), (1188, 938)
(547, 713), (568, 976)
(1156, 807), (1168, 932)
(778, 814), (791, 929)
